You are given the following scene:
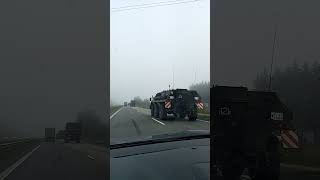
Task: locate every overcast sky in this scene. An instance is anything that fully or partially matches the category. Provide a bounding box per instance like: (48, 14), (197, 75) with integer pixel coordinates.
(2, 0), (320, 137)
(213, 0), (320, 88)
(110, 0), (210, 105)
(0, 0), (107, 137)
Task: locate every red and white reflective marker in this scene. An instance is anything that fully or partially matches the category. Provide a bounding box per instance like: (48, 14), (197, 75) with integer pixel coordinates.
(196, 102), (204, 109)
(165, 101), (171, 109)
(280, 130), (299, 149)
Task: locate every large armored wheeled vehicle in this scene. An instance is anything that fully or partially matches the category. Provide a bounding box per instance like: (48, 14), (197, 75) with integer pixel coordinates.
(150, 89), (204, 120)
(211, 85), (299, 180)
(130, 100), (136, 107)
(64, 122), (81, 143)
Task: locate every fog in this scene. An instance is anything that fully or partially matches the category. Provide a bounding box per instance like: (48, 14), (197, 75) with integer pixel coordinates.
(111, 0), (320, 105)
(0, 0), (107, 138)
(110, 0), (210, 105)
(2, 0), (320, 137)
(213, 0), (320, 88)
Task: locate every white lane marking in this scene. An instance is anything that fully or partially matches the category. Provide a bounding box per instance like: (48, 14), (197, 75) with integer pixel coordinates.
(151, 118), (166, 125)
(87, 155), (95, 160)
(110, 107), (123, 120)
(0, 145), (40, 180)
(0, 139), (32, 146)
(197, 119), (210, 123)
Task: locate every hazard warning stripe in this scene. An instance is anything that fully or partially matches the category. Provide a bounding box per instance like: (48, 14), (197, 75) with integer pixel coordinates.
(282, 139), (291, 148)
(165, 101), (171, 109)
(285, 131), (299, 146)
(281, 131), (299, 148)
(196, 103), (204, 109)
(281, 134), (298, 148)
(288, 130), (299, 142)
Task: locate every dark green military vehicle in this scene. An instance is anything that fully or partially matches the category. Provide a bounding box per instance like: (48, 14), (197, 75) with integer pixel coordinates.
(211, 85), (299, 180)
(64, 122), (81, 143)
(150, 89), (204, 121)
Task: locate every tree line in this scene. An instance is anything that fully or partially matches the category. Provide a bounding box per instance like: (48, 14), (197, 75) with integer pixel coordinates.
(189, 81), (210, 104)
(254, 61), (320, 144)
(130, 81), (210, 110)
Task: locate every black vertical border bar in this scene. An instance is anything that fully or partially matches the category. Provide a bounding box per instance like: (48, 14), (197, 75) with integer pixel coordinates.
(106, 0), (110, 178)
(210, 0), (216, 178)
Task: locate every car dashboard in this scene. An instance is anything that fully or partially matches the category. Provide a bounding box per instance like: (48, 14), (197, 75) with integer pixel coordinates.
(111, 138), (210, 180)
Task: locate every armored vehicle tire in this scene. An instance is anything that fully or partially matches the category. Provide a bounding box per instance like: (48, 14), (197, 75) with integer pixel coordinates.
(151, 105), (155, 117)
(189, 112), (197, 121)
(266, 137), (280, 180)
(172, 113), (177, 120)
(154, 104), (160, 118)
(180, 113), (186, 119)
(159, 104), (167, 120)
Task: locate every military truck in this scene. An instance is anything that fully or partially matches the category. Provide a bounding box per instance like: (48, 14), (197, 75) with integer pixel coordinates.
(45, 128), (55, 142)
(130, 100), (135, 107)
(64, 122), (81, 143)
(150, 89), (204, 120)
(211, 85), (299, 180)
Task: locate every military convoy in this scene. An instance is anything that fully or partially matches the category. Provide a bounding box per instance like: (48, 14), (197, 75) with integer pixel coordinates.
(129, 100), (135, 107)
(211, 85), (299, 180)
(64, 122), (81, 143)
(149, 89), (204, 120)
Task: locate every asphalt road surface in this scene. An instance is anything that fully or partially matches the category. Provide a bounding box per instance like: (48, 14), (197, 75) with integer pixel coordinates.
(110, 107), (320, 180)
(110, 106), (210, 140)
(3, 141), (107, 180)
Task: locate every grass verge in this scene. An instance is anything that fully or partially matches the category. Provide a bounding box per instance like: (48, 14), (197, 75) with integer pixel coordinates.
(0, 139), (41, 173)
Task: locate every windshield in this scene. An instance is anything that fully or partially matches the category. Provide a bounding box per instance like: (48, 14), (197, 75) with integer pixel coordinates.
(110, 0), (210, 144)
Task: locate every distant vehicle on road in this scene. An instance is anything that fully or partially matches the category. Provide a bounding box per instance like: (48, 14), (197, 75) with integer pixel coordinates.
(150, 89), (204, 121)
(130, 100), (135, 107)
(56, 130), (65, 139)
(45, 128), (56, 142)
(64, 122), (81, 143)
(124, 102), (128, 106)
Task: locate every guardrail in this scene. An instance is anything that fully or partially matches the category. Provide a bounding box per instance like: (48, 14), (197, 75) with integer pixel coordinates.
(0, 138), (39, 148)
(0, 140), (31, 147)
(0, 138), (41, 175)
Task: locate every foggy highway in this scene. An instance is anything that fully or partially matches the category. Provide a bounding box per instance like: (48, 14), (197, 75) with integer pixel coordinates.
(110, 106), (209, 140)
(2, 141), (107, 180)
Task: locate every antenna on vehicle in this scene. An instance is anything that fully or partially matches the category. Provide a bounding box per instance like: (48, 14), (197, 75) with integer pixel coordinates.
(268, 23), (278, 91)
(194, 66), (197, 84)
(172, 65), (175, 89)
